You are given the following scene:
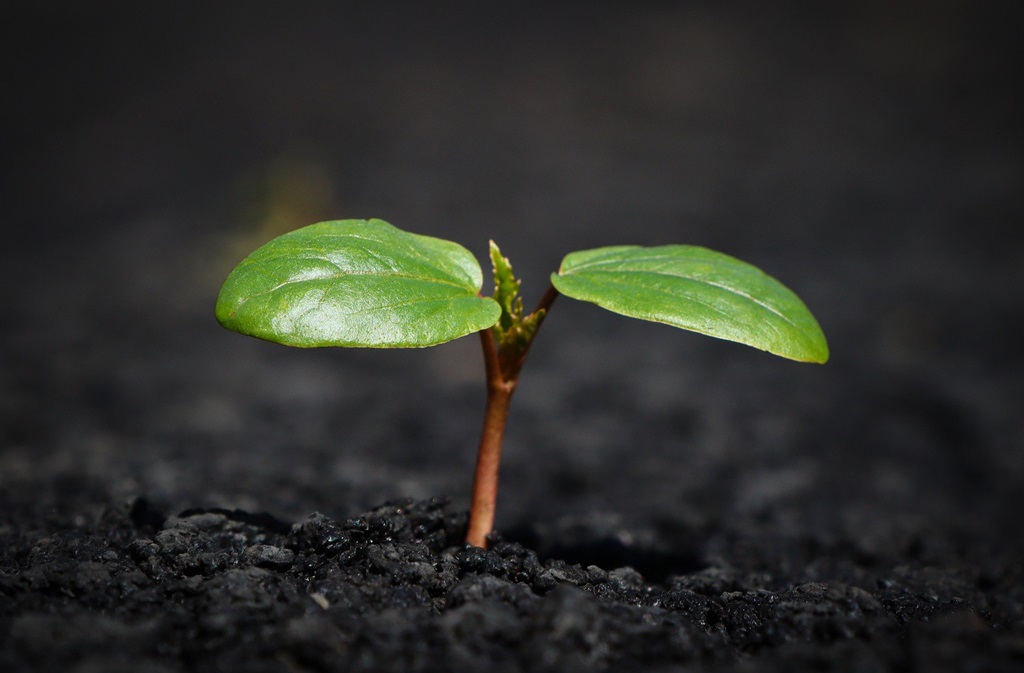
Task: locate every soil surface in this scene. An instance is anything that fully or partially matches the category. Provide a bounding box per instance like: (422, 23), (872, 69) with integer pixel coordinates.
(3, 3), (1023, 671)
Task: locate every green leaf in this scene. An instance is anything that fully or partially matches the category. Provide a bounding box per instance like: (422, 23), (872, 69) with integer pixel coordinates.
(489, 241), (522, 334)
(216, 219), (502, 348)
(551, 245), (829, 363)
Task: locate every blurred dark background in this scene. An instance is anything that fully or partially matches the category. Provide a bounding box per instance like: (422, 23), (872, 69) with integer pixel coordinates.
(2, 2), (1021, 554)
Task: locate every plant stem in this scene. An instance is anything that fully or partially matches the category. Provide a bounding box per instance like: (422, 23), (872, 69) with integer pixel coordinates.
(465, 329), (515, 548)
(465, 284), (558, 548)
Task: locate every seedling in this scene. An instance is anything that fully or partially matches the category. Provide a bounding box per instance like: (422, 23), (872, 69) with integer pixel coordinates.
(216, 219), (828, 547)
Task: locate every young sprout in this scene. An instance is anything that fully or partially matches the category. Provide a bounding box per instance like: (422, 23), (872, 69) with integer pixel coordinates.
(216, 219), (828, 548)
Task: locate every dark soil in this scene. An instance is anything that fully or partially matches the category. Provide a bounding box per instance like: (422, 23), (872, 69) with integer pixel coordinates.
(2, 495), (1022, 672)
(3, 3), (1023, 671)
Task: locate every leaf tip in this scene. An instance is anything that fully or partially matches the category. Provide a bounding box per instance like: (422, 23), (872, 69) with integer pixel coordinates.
(790, 333), (829, 364)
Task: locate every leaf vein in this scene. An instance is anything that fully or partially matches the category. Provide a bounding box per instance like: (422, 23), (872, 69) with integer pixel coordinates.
(572, 269), (803, 331)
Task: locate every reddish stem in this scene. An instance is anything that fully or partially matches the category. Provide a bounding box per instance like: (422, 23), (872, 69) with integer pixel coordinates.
(465, 330), (515, 548)
(465, 285), (558, 548)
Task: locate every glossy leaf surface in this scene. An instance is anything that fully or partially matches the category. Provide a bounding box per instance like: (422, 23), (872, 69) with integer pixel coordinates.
(216, 219), (501, 348)
(552, 245), (829, 363)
